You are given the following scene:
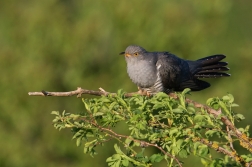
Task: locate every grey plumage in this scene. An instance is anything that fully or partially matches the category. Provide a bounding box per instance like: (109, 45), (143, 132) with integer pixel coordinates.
(120, 45), (230, 94)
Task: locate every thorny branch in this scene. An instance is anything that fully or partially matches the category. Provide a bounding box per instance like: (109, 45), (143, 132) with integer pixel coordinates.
(29, 87), (252, 166)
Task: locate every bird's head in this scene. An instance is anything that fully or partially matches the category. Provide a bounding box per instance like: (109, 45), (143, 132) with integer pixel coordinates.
(120, 45), (147, 60)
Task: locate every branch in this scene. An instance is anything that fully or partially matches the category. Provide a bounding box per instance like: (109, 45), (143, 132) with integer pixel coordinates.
(29, 87), (252, 154)
(28, 87), (138, 98)
(99, 126), (182, 167)
(168, 93), (252, 153)
(28, 87), (111, 97)
(193, 137), (246, 166)
(82, 109), (182, 167)
(81, 106), (182, 166)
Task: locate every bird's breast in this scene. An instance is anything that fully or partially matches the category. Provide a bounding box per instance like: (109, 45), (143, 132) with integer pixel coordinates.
(127, 60), (157, 88)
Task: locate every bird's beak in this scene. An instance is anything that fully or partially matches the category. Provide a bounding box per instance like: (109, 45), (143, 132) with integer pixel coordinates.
(119, 52), (131, 57)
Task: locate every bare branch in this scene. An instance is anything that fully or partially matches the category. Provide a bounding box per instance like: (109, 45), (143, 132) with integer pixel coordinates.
(226, 126), (235, 152)
(28, 87), (139, 98)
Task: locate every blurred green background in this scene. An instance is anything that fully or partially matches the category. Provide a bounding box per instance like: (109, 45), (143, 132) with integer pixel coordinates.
(0, 0), (252, 166)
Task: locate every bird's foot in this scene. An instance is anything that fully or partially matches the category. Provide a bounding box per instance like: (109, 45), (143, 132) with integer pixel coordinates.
(137, 87), (154, 97)
(137, 87), (148, 96)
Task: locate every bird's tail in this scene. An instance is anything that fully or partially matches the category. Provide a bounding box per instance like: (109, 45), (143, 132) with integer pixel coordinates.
(193, 54), (230, 78)
(180, 54), (230, 91)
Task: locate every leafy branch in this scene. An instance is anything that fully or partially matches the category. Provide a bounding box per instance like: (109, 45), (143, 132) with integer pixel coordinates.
(29, 88), (252, 166)
(83, 103), (182, 166)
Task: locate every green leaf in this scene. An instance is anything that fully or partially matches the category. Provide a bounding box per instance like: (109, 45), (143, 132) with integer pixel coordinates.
(153, 103), (164, 110)
(234, 113), (245, 121)
(187, 106), (195, 113)
(100, 97), (112, 103)
(109, 101), (118, 111)
(182, 88), (191, 96)
(51, 111), (59, 115)
(72, 129), (84, 139)
(179, 149), (188, 158)
(206, 98), (214, 106)
(122, 159), (129, 166)
(70, 114), (80, 120)
(117, 97), (128, 108)
(84, 141), (97, 157)
(176, 139), (184, 149)
(218, 101), (229, 115)
(198, 145), (209, 156)
(112, 154), (121, 159)
(245, 125), (250, 132)
(149, 154), (164, 163)
(201, 158), (209, 166)
(83, 100), (90, 111)
(125, 137), (133, 147)
(231, 103), (239, 107)
(155, 92), (169, 99)
(205, 130), (220, 138)
(76, 136), (82, 146)
(194, 115), (206, 122)
(222, 95), (231, 102)
(169, 128), (179, 137)
(172, 108), (184, 114)
(86, 131), (95, 138)
(93, 112), (104, 116)
(171, 145), (179, 154)
(114, 144), (123, 154)
(222, 94), (234, 103)
(187, 116), (194, 125)
(193, 142), (201, 151)
(117, 89), (125, 97)
(106, 154), (121, 167)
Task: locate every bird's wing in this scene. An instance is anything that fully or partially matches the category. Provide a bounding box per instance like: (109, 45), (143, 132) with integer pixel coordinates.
(156, 52), (210, 91)
(156, 52), (187, 89)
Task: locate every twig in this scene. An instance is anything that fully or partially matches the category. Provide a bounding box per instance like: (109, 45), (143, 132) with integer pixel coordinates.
(247, 161), (252, 167)
(226, 126), (235, 152)
(193, 137), (246, 166)
(28, 87), (139, 98)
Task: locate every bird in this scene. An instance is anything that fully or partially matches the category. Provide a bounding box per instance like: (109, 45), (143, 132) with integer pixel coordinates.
(120, 45), (230, 94)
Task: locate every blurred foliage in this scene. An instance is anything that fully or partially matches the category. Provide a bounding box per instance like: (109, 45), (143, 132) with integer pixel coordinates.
(0, 0), (252, 167)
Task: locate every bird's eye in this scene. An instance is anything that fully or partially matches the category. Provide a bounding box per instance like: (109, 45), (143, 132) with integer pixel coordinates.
(134, 52), (139, 56)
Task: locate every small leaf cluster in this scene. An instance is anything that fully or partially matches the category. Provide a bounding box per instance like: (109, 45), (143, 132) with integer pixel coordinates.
(52, 89), (252, 166)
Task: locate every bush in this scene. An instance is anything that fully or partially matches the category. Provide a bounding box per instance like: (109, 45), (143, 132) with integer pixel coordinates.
(52, 89), (252, 167)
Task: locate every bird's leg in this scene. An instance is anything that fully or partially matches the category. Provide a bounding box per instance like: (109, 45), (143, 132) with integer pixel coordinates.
(137, 87), (144, 94)
(137, 87), (153, 96)
(146, 92), (153, 97)
(137, 87), (148, 96)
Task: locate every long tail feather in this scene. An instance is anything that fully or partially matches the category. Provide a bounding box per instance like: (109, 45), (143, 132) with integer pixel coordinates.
(197, 54), (226, 65)
(194, 54), (230, 78)
(198, 67), (229, 73)
(195, 72), (230, 78)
